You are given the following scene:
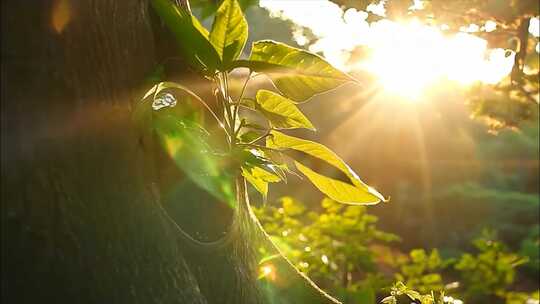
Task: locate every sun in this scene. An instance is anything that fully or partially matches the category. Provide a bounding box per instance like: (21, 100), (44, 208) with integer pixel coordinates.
(258, 1), (517, 101)
(358, 20), (515, 101)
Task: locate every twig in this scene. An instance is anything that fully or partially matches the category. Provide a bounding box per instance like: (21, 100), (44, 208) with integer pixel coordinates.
(247, 129), (272, 145)
(233, 72), (253, 134)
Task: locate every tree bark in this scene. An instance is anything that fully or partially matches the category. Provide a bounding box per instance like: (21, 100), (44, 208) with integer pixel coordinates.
(1, 1), (210, 303)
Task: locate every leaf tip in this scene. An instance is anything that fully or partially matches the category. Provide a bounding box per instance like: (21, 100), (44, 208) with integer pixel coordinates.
(142, 84), (159, 101)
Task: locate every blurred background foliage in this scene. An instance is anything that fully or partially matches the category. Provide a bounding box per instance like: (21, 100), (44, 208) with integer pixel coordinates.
(255, 197), (539, 303)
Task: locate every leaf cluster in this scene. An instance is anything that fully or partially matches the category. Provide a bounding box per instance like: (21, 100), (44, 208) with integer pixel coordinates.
(390, 230), (533, 304)
(381, 281), (445, 304)
(140, 0), (387, 207)
(395, 249), (452, 295)
(454, 230), (529, 302)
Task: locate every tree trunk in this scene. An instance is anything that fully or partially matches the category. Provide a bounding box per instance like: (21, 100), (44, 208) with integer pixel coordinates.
(1, 1), (341, 303)
(0, 0), (225, 302)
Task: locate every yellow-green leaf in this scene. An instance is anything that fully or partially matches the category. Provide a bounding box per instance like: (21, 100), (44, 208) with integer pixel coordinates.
(267, 131), (386, 205)
(251, 166), (282, 183)
(242, 166), (280, 198)
(242, 168), (268, 198)
(295, 162), (380, 205)
(248, 40), (354, 102)
(209, 0), (248, 66)
(134, 85), (236, 208)
(255, 90), (315, 130)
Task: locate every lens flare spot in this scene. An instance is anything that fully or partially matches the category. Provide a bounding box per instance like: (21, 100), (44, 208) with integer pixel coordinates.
(259, 264), (277, 280)
(52, 0), (71, 34)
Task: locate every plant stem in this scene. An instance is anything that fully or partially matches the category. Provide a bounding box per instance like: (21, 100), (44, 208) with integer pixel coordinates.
(233, 118), (246, 138)
(174, 83), (226, 134)
(233, 72), (252, 134)
(221, 73), (236, 146)
(247, 128), (271, 145)
(216, 73), (235, 147)
(237, 143), (281, 152)
(214, 82), (232, 146)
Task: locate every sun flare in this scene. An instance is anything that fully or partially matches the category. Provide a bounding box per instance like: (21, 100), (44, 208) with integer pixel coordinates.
(357, 20), (515, 100)
(259, 1), (519, 101)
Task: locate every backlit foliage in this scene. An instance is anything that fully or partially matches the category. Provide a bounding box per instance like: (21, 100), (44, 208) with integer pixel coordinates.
(137, 0), (386, 207)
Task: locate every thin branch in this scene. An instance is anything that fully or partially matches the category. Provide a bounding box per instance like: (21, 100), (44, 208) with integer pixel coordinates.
(221, 73), (236, 145)
(237, 143), (282, 152)
(215, 75), (234, 145)
(247, 128), (272, 145)
(511, 17), (530, 84)
(233, 72), (253, 133)
(233, 118), (246, 138)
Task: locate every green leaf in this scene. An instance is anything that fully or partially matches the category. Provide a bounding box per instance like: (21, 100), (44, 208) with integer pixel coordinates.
(134, 82), (235, 208)
(156, 115), (236, 208)
(242, 167), (268, 198)
(246, 40), (354, 102)
(251, 166), (282, 183)
(267, 131), (386, 205)
(404, 289), (422, 300)
(151, 0), (220, 74)
(255, 90), (315, 130)
(209, 0), (248, 66)
(242, 165), (280, 199)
